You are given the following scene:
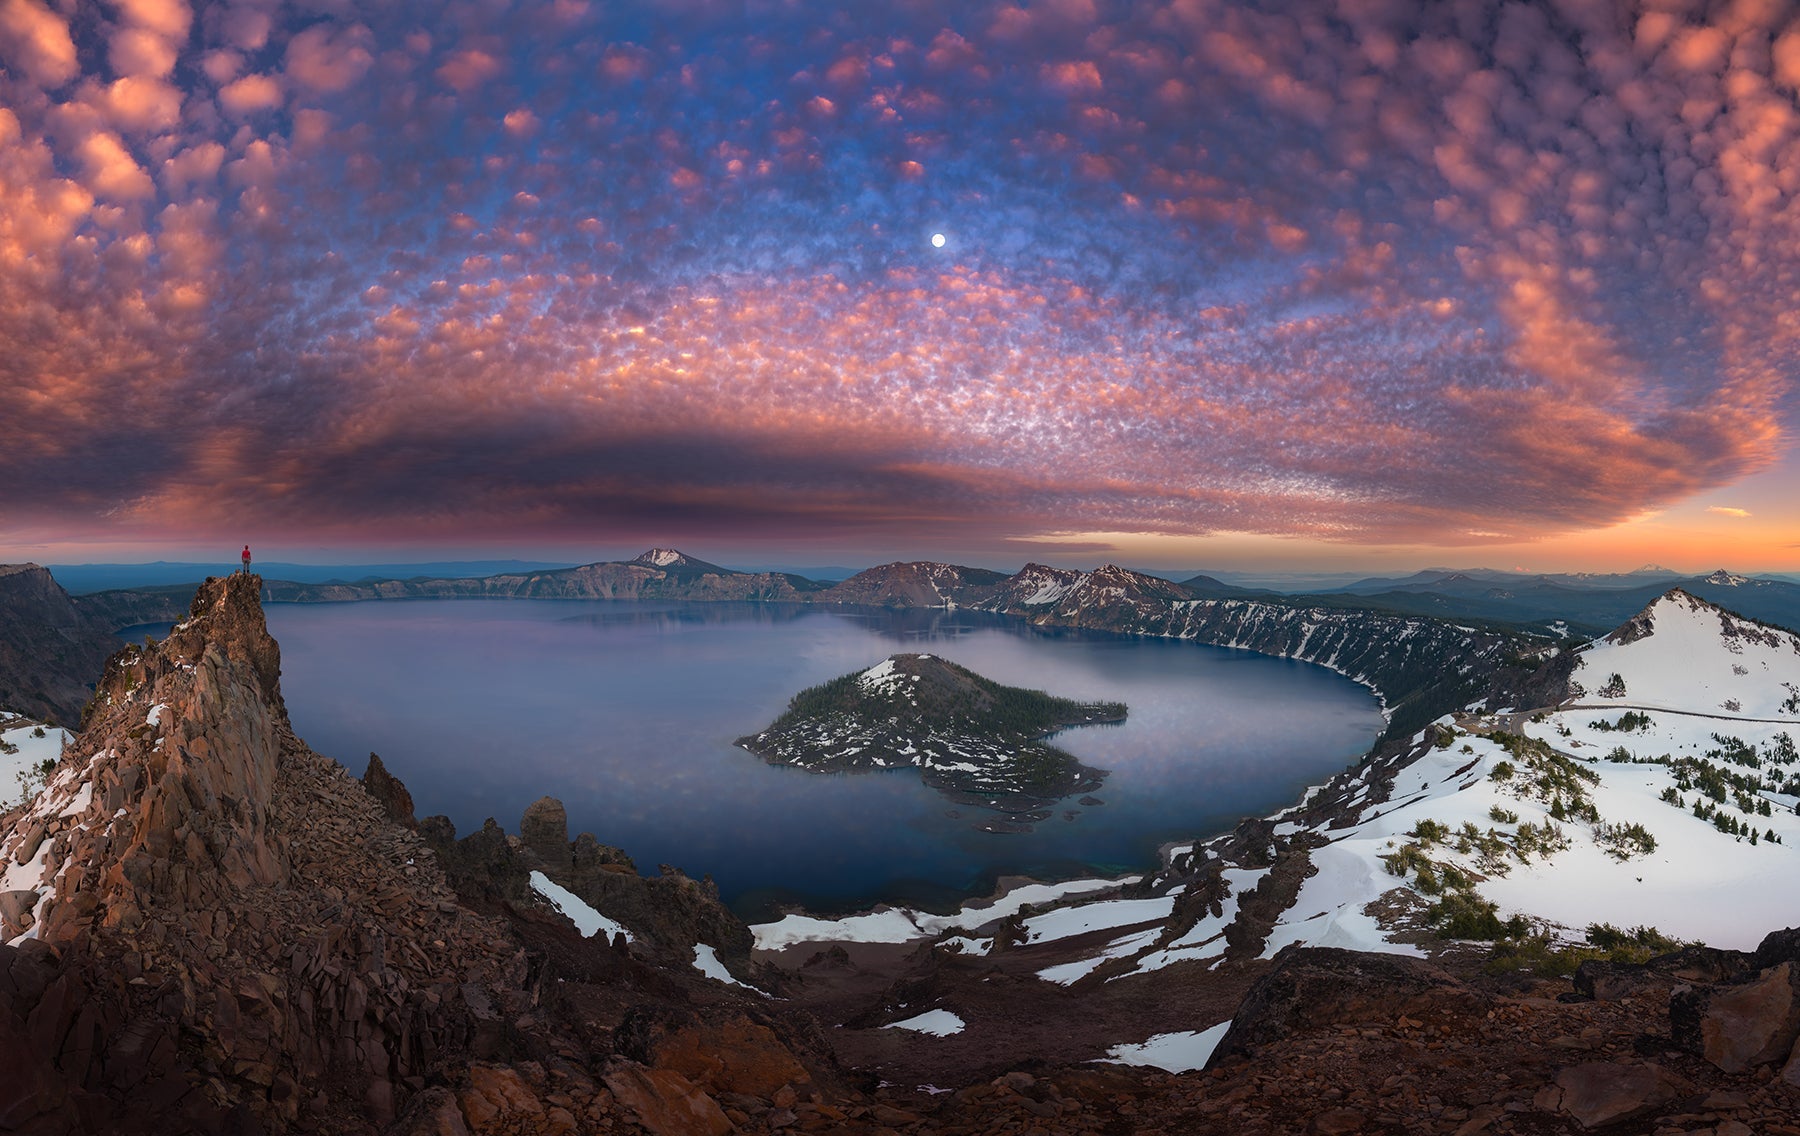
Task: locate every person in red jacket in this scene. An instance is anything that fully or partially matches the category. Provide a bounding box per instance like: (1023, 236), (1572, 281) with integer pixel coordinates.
(241, 545), (252, 574)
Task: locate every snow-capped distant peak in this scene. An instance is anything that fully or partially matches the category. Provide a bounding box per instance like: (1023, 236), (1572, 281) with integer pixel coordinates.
(634, 548), (687, 567)
(1705, 569), (1749, 587)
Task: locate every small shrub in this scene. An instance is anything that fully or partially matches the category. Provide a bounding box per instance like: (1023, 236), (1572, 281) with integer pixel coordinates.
(1490, 761), (1515, 782)
(1412, 818), (1450, 846)
(1595, 821), (1657, 860)
(1429, 891), (1529, 941)
(1488, 806), (1518, 824)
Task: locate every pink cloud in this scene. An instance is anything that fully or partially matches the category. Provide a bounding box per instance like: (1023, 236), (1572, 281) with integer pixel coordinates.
(159, 141), (224, 193)
(0, 0), (80, 87)
(94, 76), (184, 134)
(110, 0), (192, 41)
(108, 26), (180, 79)
(218, 73), (284, 117)
(437, 49), (503, 92)
(285, 24), (376, 93)
(1040, 60), (1102, 93)
(76, 130), (155, 200)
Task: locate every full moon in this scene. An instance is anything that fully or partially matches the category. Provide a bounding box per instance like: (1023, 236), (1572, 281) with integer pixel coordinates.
(931, 232), (946, 248)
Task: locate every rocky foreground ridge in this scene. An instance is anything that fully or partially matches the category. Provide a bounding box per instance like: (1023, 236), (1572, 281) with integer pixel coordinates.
(1, 578), (1799, 1133)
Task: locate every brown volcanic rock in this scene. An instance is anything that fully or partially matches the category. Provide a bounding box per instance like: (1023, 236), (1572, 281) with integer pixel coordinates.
(1672, 960), (1800, 1073)
(1539, 1061), (1693, 1128)
(1208, 946), (1483, 1067)
(817, 561), (1008, 608)
(519, 796), (569, 865)
(0, 573), (520, 1132)
(362, 752), (417, 828)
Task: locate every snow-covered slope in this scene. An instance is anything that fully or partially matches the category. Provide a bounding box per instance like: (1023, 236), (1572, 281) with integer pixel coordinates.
(0, 713), (72, 811)
(1573, 589), (1800, 718)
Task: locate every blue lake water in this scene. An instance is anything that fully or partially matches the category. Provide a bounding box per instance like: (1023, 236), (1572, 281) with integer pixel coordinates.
(230, 600), (1382, 919)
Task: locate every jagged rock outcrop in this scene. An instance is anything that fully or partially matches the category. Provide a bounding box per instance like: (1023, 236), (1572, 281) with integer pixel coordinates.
(0, 574), (520, 1132)
(0, 564), (121, 725)
(420, 800), (756, 967)
(519, 796), (568, 863)
(361, 752), (416, 828)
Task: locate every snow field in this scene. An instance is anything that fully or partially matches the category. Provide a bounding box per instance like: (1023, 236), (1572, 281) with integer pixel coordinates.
(0, 718), (71, 812)
(691, 943), (770, 996)
(882, 1009), (966, 1037)
(528, 871), (635, 942)
(1104, 1021), (1232, 1073)
(1244, 715), (1800, 956)
(751, 876), (1130, 951)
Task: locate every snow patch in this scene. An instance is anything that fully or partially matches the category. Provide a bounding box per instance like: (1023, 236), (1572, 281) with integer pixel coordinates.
(691, 943), (767, 995)
(528, 871), (634, 942)
(752, 877), (1126, 950)
(1104, 1021), (1231, 1073)
(882, 1009), (965, 1037)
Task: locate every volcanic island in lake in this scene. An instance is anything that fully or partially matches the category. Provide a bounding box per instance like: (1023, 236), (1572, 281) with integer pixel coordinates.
(737, 652), (1126, 831)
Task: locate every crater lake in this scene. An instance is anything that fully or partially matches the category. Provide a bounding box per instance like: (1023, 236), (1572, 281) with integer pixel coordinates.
(150, 599), (1386, 920)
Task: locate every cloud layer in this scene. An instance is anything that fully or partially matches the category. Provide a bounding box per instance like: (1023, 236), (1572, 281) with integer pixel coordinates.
(1, 0), (1795, 551)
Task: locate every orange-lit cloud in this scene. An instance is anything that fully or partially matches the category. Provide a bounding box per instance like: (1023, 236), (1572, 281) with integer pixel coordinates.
(0, 0), (1795, 565)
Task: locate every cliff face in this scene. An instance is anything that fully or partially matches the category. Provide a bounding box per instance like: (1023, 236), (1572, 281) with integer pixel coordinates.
(816, 561), (1010, 608)
(960, 566), (1560, 742)
(72, 555), (825, 628)
(0, 564), (121, 725)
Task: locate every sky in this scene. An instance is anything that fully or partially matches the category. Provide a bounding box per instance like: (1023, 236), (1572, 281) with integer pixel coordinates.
(1, 0), (1797, 573)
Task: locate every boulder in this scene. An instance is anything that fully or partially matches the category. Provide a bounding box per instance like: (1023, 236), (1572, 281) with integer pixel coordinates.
(1671, 962), (1800, 1073)
(1537, 1061), (1690, 1129)
(390, 1086), (472, 1136)
(0, 890), (37, 939)
(456, 1063), (545, 1133)
(618, 1010), (811, 1098)
(1207, 946), (1482, 1067)
(602, 1062), (732, 1136)
(1752, 926), (1800, 971)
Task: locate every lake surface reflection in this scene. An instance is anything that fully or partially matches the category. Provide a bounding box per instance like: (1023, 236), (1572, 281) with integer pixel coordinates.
(249, 600), (1382, 919)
